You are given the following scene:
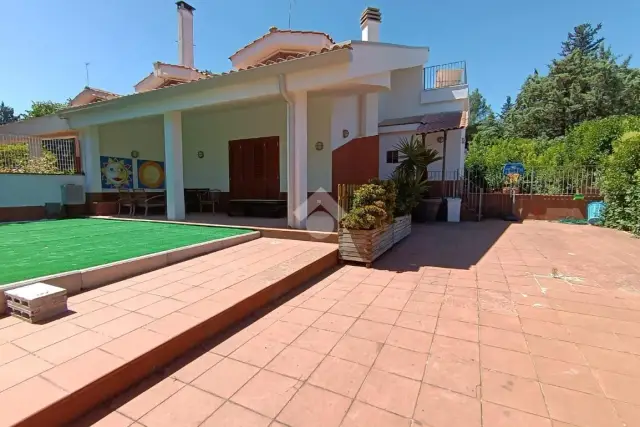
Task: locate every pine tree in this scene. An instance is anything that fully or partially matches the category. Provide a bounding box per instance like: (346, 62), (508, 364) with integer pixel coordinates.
(500, 96), (513, 120)
(0, 102), (18, 125)
(561, 23), (604, 56)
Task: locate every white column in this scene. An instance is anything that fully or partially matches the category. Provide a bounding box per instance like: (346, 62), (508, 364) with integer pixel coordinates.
(291, 91), (308, 229)
(164, 111), (186, 220)
(364, 93), (379, 136)
(79, 126), (101, 193)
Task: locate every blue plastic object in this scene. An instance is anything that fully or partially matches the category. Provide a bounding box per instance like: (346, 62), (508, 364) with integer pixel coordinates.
(587, 201), (605, 225)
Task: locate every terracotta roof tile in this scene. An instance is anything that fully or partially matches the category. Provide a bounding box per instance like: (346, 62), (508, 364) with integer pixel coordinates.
(230, 27), (335, 58)
(379, 111), (468, 133)
(83, 86), (121, 98)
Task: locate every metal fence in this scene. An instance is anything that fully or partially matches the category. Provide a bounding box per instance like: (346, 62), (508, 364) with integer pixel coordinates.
(424, 61), (467, 90)
(0, 134), (79, 174)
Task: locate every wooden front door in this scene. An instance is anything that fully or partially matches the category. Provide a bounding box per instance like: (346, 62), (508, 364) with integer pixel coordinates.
(229, 136), (280, 200)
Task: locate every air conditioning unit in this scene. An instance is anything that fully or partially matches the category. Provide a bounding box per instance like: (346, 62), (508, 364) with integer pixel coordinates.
(61, 184), (85, 205)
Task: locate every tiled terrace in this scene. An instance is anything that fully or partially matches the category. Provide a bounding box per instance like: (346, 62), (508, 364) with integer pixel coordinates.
(67, 220), (640, 427)
(0, 237), (337, 427)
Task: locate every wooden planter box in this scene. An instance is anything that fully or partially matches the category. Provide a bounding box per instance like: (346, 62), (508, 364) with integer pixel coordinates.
(339, 215), (412, 267)
(339, 223), (393, 267)
(393, 215), (411, 244)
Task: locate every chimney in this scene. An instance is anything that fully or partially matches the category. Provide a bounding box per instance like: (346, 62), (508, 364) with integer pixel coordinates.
(360, 7), (381, 42)
(177, 1), (195, 67)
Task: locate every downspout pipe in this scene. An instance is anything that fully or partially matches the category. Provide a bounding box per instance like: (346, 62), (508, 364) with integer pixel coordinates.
(278, 74), (296, 228)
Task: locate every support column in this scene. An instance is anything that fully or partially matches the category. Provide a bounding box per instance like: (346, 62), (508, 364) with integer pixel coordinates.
(164, 111), (186, 220)
(79, 126), (101, 193)
(289, 91), (308, 229)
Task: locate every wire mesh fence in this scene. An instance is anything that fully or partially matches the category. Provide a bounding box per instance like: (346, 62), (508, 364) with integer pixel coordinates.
(0, 134), (79, 174)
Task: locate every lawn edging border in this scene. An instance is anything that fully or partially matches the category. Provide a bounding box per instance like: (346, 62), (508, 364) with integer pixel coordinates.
(0, 231), (260, 314)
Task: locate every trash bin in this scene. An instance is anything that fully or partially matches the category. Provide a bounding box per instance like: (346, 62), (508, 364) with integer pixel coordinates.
(446, 198), (461, 222)
(587, 201), (605, 225)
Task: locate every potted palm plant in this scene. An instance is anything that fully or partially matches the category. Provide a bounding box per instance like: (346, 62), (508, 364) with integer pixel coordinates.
(392, 136), (442, 222)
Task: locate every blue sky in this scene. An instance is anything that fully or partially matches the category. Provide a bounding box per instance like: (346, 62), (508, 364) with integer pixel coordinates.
(2, 0), (639, 115)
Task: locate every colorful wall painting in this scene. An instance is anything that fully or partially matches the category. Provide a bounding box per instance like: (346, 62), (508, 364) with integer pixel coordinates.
(100, 156), (133, 189)
(137, 159), (166, 189)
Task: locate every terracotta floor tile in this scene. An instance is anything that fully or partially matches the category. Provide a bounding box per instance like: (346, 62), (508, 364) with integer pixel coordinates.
(291, 327), (342, 354)
(192, 358), (259, 398)
(413, 383), (481, 427)
(232, 370), (300, 418)
(0, 376), (67, 427)
(116, 376), (185, 420)
(592, 369), (640, 405)
(166, 351), (223, 383)
(0, 342), (28, 365)
(230, 336), (286, 367)
(260, 320), (307, 344)
(517, 306), (561, 323)
(527, 335), (586, 365)
(100, 328), (167, 361)
(312, 312), (356, 334)
(299, 297), (337, 312)
(566, 325), (623, 350)
(35, 330), (112, 365)
(612, 400), (640, 427)
(361, 306), (401, 324)
(139, 384), (223, 427)
(202, 401), (271, 427)
(370, 295), (409, 311)
(395, 312), (437, 333)
(430, 335), (479, 363)
(479, 326), (528, 353)
(173, 286), (218, 304)
(0, 353), (53, 392)
(521, 318), (571, 341)
(315, 288), (348, 301)
(93, 312), (155, 338)
(282, 307), (324, 326)
(330, 335), (382, 367)
(541, 383), (621, 427)
(69, 306), (131, 329)
(385, 326), (432, 354)
(41, 349), (124, 392)
(13, 322), (85, 352)
(533, 356), (603, 395)
(347, 319), (392, 343)
(479, 312), (522, 332)
(277, 384), (351, 427)
(373, 345), (428, 381)
(308, 355), (368, 398)
(328, 301), (367, 318)
(209, 328), (255, 356)
(481, 369), (548, 417)
(481, 345), (537, 379)
(145, 312), (201, 337)
(148, 282), (193, 298)
(94, 289), (142, 305)
(71, 410), (135, 427)
(266, 346), (324, 380)
(482, 402), (552, 427)
(402, 301), (441, 316)
(66, 288), (109, 304)
(579, 345), (640, 376)
(439, 306), (479, 324)
(137, 298), (188, 319)
(178, 298), (227, 319)
(410, 290), (444, 304)
(423, 357), (480, 397)
(112, 293), (164, 312)
(356, 369), (420, 417)
(436, 318), (478, 342)
(341, 401), (411, 427)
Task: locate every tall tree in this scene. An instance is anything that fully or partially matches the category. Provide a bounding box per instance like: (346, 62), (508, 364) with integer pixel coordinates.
(560, 23), (604, 56)
(500, 96), (513, 120)
(0, 102), (18, 125)
(23, 100), (68, 118)
(467, 88), (494, 141)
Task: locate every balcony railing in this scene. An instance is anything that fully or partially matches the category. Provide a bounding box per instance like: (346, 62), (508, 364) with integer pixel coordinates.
(424, 61), (467, 90)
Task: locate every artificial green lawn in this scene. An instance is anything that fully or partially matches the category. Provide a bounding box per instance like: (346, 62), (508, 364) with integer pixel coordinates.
(0, 218), (253, 285)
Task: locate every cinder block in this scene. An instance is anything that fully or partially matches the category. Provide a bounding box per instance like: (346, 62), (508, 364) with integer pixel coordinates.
(4, 283), (68, 323)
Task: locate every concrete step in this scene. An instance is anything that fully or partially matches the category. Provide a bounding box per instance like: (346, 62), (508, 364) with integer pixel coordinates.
(0, 238), (337, 427)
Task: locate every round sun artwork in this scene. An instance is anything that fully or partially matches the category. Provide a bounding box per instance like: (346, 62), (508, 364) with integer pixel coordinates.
(138, 160), (165, 189)
(101, 157), (132, 188)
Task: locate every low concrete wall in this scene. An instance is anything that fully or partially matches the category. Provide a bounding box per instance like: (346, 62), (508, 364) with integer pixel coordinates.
(480, 194), (602, 220)
(0, 231), (260, 314)
(0, 174), (86, 221)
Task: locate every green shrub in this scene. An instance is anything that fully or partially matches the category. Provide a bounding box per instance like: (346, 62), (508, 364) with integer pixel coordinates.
(600, 131), (640, 235)
(340, 180), (396, 230)
(0, 143), (61, 174)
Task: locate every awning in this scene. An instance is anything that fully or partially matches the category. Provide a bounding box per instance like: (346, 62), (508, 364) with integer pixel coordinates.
(378, 111), (468, 134)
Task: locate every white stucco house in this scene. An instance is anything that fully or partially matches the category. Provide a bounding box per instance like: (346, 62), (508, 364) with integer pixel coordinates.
(0, 2), (469, 229)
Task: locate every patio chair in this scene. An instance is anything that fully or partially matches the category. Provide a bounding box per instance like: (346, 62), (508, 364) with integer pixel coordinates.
(134, 188), (166, 216)
(116, 188), (135, 216)
(197, 189), (221, 214)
